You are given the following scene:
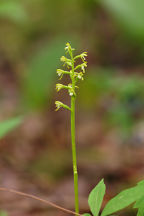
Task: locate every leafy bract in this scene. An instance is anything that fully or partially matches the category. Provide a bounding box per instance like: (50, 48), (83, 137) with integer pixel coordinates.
(88, 179), (105, 216)
(101, 182), (144, 216)
(0, 116), (23, 139)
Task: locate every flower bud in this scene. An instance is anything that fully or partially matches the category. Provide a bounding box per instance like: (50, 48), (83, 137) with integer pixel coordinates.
(65, 42), (75, 53)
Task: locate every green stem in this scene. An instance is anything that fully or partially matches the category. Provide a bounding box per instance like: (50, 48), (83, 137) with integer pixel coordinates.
(71, 96), (79, 214)
(70, 52), (79, 215)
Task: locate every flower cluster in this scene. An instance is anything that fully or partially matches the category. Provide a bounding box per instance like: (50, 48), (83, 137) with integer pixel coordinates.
(55, 42), (87, 111)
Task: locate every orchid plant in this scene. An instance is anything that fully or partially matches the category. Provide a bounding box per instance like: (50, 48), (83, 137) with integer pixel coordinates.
(55, 42), (87, 214)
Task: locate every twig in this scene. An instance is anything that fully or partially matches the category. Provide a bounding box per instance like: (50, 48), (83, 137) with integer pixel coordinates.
(0, 187), (82, 216)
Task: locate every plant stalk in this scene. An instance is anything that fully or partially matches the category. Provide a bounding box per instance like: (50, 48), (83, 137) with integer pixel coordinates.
(71, 95), (79, 214)
(70, 52), (79, 214)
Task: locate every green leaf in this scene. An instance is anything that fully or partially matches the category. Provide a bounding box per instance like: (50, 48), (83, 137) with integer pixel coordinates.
(0, 2), (28, 23)
(101, 182), (144, 216)
(134, 195), (144, 216)
(137, 207), (144, 216)
(134, 196), (144, 209)
(133, 196), (144, 216)
(83, 214), (91, 216)
(101, 0), (144, 38)
(0, 116), (23, 139)
(137, 180), (144, 186)
(88, 179), (106, 216)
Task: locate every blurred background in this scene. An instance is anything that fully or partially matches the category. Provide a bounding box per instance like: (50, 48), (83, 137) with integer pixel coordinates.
(0, 0), (144, 215)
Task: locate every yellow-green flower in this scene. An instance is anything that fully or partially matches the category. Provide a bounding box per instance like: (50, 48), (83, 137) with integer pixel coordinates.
(55, 42), (87, 110)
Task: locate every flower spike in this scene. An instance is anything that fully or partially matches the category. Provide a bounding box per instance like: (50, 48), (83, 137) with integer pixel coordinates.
(55, 43), (87, 214)
(55, 42), (87, 111)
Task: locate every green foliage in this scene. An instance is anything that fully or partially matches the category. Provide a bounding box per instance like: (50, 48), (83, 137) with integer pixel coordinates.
(83, 180), (144, 216)
(101, 0), (144, 39)
(0, 116), (23, 139)
(137, 208), (144, 216)
(0, 1), (28, 23)
(101, 181), (144, 216)
(134, 195), (144, 216)
(134, 196), (144, 209)
(88, 179), (105, 216)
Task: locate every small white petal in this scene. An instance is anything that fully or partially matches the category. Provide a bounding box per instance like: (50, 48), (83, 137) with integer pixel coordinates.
(78, 75), (81, 79)
(69, 92), (73, 96)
